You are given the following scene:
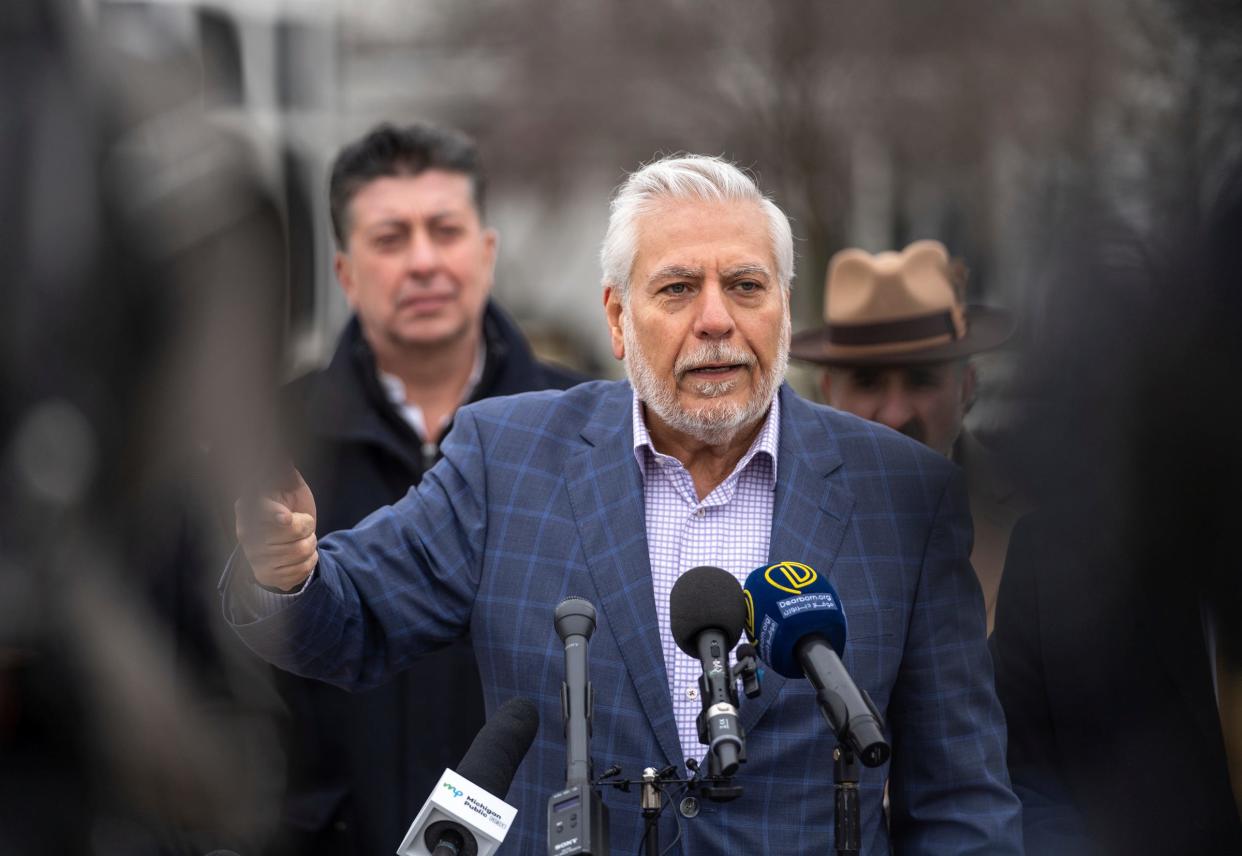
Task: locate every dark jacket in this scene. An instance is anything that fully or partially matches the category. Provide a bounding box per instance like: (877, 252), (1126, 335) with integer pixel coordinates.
(269, 302), (584, 856)
(992, 510), (1242, 856)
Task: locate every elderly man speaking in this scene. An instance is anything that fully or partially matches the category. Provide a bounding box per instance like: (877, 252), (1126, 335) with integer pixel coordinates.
(224, 155), (1020, 854)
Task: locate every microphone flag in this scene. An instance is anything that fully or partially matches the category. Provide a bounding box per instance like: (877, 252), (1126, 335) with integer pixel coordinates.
(743, 561), (847, 678)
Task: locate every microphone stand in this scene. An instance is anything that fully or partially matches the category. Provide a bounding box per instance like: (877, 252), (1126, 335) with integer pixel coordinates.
(832, 746), (861, 856)
(593, 762), (731, 856)
(640, 768), (661, 856)
(812, 685), (886, 856)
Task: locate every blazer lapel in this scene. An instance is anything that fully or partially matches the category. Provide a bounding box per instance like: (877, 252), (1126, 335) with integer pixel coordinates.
(563, 383), (683, 768)
(739, 385), (855, 737)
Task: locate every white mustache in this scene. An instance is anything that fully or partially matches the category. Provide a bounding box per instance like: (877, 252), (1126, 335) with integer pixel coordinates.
(675, 345), (756, 377)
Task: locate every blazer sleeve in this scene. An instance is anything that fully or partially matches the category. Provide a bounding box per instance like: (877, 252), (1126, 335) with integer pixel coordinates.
(220, 407), (489, 692)
(886, 467), (1024, 855)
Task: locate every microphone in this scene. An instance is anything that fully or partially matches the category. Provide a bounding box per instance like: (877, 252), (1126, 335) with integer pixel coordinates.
(669, 566), (749, 779)
(397, 696), (539, 856)
(554, 596), (596, 785)
(742, 561), (890, 768)
(547, 597), (608, 855)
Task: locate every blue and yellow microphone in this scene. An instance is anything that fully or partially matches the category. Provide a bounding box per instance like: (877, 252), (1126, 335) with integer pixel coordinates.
(743, 562), (890, 767)
(742, 561), (846, 679)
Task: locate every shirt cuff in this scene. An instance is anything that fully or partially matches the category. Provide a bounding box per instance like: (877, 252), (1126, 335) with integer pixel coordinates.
(247, 568), (316, 615)
(221, 545), (317, 625)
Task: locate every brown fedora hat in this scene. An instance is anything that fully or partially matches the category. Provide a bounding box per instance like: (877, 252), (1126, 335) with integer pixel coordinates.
(790, 239), (1014, 366)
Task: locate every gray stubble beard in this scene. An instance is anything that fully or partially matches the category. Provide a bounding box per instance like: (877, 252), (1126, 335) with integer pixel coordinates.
(622, 306), (791, 446)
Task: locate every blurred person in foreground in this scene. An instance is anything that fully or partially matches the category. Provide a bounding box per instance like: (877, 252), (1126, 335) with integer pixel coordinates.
(2, 4), (289, 853)
(223, 154), (1021, 853)
(991, 173), (1242, 855)
(268, 123), (584, 856)
(790, 241), (1019, 630)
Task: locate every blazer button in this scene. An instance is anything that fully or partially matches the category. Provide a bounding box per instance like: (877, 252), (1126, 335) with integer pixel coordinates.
(679, 796), (699, 818)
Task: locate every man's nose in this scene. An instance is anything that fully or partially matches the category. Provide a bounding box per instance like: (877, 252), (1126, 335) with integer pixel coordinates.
(406, 229), (439, 276)
(692, 284), (734, 339)
(874, 389), (917, 431)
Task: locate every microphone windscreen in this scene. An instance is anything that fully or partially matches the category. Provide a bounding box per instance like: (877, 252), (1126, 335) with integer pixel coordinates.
(554, 596), (597, 642)
(456, 696), (540, 799)
(743, 561), (847, 679)
(669, 566), (747, 656)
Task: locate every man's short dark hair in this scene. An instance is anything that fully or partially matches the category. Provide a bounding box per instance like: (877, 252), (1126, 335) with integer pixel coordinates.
(328, 122), (485, 249)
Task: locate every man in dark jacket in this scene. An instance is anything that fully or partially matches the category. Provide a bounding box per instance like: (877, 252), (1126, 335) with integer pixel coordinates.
(270, 123), (582, 856)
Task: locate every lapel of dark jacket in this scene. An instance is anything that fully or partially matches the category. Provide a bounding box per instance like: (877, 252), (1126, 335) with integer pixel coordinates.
(562, 382), (683, 768)
(739, 385), (855, 737)
(299, 317), (424, 473)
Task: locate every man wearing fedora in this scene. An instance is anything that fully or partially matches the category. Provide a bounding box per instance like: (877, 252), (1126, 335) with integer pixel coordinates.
(790, 240), (1019, 631)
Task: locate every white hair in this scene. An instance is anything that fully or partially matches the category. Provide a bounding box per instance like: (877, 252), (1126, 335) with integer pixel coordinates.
(600, 154), (795, 299)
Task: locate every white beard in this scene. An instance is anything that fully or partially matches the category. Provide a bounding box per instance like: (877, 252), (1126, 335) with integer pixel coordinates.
(622, 307), (790, 446)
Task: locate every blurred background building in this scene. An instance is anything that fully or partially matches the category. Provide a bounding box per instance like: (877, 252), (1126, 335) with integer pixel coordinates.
(81, 0), (1242, 401)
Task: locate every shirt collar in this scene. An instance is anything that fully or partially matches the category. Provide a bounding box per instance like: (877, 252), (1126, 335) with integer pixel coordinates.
(631, 387), (781, 489)
(377, 336), (487, 434)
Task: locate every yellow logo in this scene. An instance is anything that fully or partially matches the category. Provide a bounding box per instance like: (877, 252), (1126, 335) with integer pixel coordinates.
(743, 590), (755, 638)
(764, 561), (818, 595)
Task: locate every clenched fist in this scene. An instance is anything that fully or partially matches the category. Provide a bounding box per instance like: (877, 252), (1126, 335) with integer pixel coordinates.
(235, 468), (319, 592)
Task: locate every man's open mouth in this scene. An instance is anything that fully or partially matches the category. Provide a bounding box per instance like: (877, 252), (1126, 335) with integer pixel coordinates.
(685, 363), (744, 377)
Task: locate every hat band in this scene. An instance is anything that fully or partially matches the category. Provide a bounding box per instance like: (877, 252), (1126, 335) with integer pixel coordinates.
(827, 311), (958, 346)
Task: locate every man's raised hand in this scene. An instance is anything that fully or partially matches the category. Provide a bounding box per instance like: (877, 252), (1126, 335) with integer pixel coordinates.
(235, 468), (319, 592)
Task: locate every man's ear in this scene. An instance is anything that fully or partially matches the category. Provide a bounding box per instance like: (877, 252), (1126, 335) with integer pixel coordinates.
(334, 251), (358, 307)
(481, 227), (499, 294)
(961, 362), (978, 412)
(603, 284), (625, 361)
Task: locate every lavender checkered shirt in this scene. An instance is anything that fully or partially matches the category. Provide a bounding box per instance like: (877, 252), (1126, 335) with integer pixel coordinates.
(631, 390), (780, 765)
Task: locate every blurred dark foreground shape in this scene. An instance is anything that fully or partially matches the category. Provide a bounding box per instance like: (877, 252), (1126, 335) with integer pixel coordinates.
(1, 3), (291, 853)
(993, 165), (1242, 856)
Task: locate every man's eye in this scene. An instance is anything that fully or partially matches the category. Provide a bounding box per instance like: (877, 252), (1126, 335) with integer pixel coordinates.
(374, 234), (403, 249)
(735, 280), (761, 293)
(434, 225), (463, 241)
(664, 283), (689, 295)
(910, 371), (942, 388)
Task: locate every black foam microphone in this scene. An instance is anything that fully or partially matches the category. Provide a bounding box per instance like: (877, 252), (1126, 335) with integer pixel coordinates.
(397, 697), (539, 856)
(456, 696), (540, 804)
(548, 597), (608, 855)
(669, 566), (749, 779)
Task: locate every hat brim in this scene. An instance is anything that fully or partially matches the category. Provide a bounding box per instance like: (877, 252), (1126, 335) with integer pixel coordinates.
(789, 305), (1015, 366)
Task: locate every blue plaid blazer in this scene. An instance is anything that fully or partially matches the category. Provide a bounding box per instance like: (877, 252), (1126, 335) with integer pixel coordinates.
(225, 380), (1021, 855)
